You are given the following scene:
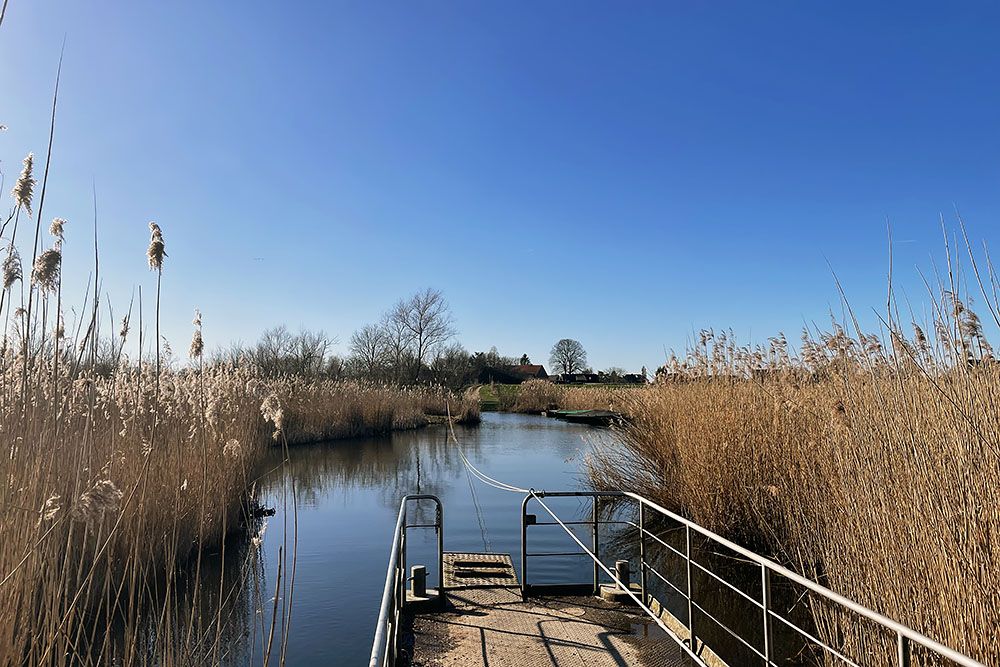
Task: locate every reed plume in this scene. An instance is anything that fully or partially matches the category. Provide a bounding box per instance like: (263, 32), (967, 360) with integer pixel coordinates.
(48, 217), (66, 242)
(31, 247), (60, 292)
(148, 221), (166, 393)
(147, 221), (166, 270)
(2, 248), (22, 289)
(12, 153), (35, 214)
(189, 309), (204, 359)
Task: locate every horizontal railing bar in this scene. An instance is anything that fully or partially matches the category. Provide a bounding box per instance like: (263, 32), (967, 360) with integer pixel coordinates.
(690, 598), (767, 660)
(768, 608), (862, 667)
(530, 491), (626, 498)
(529, 520), (633, 527)
(614, 491), (984, 667)
(640, 561), (689, 599)
(524, 489), (983, 667)
(404, 523), (439, 529)
(526, 492), (706, 664)
(635, 524), (687, 560)
(525, 551), (591, 558)
(689, 559), (765, 610)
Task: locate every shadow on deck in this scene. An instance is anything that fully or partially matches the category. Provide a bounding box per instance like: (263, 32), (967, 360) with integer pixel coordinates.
(401, 552), (694, 667)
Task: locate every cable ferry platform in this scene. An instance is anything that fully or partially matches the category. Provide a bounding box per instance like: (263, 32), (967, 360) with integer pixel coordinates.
(369, 491), (984, 667)
(404, 552), (689, 667)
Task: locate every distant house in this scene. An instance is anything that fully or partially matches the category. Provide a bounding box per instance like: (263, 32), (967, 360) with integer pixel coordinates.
(553, 372), (645, 385)
(552, 373), (601, 384)
(477, 364), (549, 385)
(510, 364), (548, 380)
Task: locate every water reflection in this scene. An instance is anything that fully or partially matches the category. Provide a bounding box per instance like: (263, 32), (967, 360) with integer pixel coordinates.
(127, 412), (801, 666)
(257, 425), (480, 510)
(251, 412), (605, 665)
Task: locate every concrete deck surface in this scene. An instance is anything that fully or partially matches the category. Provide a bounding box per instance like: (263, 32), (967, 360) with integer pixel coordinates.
(406, 586), (693, 667)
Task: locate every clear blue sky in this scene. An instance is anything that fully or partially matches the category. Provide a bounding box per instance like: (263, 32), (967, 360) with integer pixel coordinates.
(3, 2), (1000, 372)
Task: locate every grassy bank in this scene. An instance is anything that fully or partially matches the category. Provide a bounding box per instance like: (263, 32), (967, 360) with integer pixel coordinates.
(590, 319), (1000, 662)
(479, 379), (643, 414)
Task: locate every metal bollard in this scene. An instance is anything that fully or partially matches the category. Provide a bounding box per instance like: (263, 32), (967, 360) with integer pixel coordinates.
(411, 565), (427, 598)
(615, 560), (630, 590)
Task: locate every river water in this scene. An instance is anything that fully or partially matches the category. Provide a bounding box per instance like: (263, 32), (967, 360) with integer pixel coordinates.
(249, 412), (618, 665)
(211, 411), (811, 666)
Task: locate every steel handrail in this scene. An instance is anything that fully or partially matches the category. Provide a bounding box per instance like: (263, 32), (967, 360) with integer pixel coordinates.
(621, 491), (983, 667)
(523, 491), (706, 664)
(521, 489), (984, 667)
(369, 494), (443, 667)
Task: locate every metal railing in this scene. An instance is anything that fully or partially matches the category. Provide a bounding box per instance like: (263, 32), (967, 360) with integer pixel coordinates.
(521, 490), (984, 667)
(369, 494), (443, 667)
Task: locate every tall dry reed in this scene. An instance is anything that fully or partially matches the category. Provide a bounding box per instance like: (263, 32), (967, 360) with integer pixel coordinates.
(0, 153), (475, 664)
(590, 257), (1000, 662)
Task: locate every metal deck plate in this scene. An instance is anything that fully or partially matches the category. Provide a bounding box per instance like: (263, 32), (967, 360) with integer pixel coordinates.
(442, 552), (518, 588)
(406, 586), (692, 666)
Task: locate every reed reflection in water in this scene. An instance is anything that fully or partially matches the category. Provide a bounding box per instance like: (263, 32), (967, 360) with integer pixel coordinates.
(251, 412), (609, 665)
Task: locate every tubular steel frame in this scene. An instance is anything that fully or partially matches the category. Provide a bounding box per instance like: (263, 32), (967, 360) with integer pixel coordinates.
(520, 490), (984, 667)
(369, 494), (443, 667)
(370, 490), (983, 667)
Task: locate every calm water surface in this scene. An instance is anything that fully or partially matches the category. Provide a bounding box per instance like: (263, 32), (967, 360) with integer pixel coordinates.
(252, 412), (616, 665)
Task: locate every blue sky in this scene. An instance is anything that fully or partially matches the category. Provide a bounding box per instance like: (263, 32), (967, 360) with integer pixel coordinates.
(2, 2), (1000, 372)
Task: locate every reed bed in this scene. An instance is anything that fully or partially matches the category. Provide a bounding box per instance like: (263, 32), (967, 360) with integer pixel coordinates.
(0, 140), (478, 663)
(0, 362), (275, 665)
(590, 292), (1000, 662)
(259, 379), (480, 444)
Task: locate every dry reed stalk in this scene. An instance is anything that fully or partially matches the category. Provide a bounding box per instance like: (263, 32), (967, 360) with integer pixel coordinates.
(589, 269), (1000, 663)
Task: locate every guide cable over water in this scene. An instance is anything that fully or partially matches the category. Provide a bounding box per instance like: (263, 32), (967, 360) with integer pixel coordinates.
(369, 408), (986, 667)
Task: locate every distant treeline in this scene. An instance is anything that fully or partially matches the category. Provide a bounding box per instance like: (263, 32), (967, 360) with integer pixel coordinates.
(207, 288), (530, 391)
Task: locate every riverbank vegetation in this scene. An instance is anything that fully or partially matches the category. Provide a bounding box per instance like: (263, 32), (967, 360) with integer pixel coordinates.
(590, 246), (1000, 662)
(0, 123), (475, 664)
(501, 379), (642, 414)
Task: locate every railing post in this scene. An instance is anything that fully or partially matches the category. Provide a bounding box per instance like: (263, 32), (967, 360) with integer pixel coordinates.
(638, 501), (647, 605)
(897, 634), (911, 667)
(762, 565), (773, 665)
(520, 494), (529, 600)
(592, 495), (600, 595)
(685, 524), (698, 654)
(397, 525), (404, 616)
(437, 499), (444, 594)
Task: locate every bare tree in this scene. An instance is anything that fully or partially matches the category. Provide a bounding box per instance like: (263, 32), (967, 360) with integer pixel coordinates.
(253, 325), (294, 371)
(601, 366), (626, 382)
(349, 323), (388, 378)
(397, 288), (455, 382)
(248, 325), (337, 377)
(550, 338), (587, 374)
(428, 343), (472, 390)
(380, 308), (414, 383)
(291, 329), (332, 376)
